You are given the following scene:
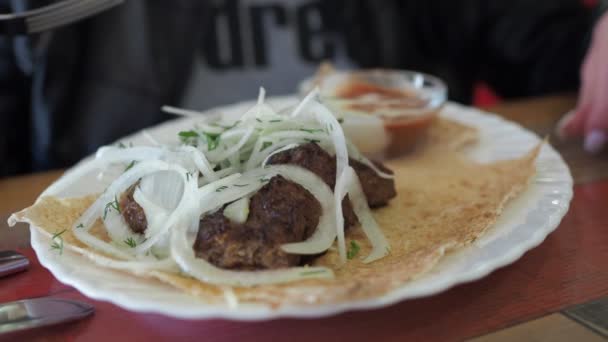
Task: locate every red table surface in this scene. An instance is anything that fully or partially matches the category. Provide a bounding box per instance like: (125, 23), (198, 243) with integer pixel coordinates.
(1, 180), (608, 342)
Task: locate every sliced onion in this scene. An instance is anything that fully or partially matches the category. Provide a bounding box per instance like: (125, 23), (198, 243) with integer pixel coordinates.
(174, 146), (217, 181)
(134, 169), (198, 255)
(73, 224), (136, 261)
(212, 167), (237, 179)
(261, 143), (301, 167)
(95, 146), (164, 163)
(291, 88), (319, 118)
(257, 87), (266, 106)
(138, 170), (185, 211)
(161, 105), (206, 117)
(206, 126), (255, 163)
(333, 169), (350, 264)
(261, 130), (331, 142)
(344, 166), (391, 263)
(103, 208), (143, 249)
(223, 197), (250, 224)
(133, 187), (168, 236)
(142, 130), (161, 146)
(244, 138), (265, 171)
(240, 99), (277, 122)
(310, 101), (349, 178)
(346, 142), (394, 179)
(72, 160), (195, 259)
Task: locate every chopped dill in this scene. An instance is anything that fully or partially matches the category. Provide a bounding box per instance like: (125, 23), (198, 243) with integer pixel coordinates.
(202, 132), (221, 151)
(124, 160), (137, 172)
(124, 237), (137, 248)
(178, 130), (199, 138)
(50, 229), (67, 255)
(178, 130), (199, 146)
(347, 240), (360, 260)
(299, 128), (324, 134)
(103, 196), (121, 220)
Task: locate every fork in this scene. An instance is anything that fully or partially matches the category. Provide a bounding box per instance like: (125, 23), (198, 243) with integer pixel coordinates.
(0, 0), (125, 35)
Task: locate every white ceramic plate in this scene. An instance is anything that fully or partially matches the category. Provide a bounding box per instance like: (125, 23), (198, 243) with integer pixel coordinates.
(29, 97), (573, 320)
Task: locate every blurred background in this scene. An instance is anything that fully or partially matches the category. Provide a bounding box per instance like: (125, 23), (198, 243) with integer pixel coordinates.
(0, 0), (604, 177)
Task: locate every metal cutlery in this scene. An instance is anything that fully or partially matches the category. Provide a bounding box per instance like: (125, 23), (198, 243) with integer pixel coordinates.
(0, 251), (29, 278)
(0, 297), (94, 334)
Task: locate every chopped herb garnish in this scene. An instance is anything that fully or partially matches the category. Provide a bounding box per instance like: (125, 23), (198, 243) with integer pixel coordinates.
(178, 130), (199, 146)
(117, 142), (127, 148)
(103, 196), (121, 220)
(261, 141), (273, 150)
(300, 128), (324, 134)
(202, 132), (221, 151)
(52, 229), (66, 240)
(347, 240), (360, 260)
(216, 185), (229, 192)
(305, 139), (321, 144)
(338, 118), (344, 124)
(256, 118), (262, 123)
(260, 177), (271, 183)
(124, 237), (137, 248)
(124, 160), (137, 172)
(269, 119), (282, 123)
(178, 130), (199, 138)
(50, 229), (67, 255)
(233, 184), (249, 187)
(76, 223), (84, 229)
(300, 269), (327, 277)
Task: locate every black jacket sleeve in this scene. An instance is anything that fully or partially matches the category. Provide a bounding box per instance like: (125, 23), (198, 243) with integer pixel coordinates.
(0, 1), (31, 176)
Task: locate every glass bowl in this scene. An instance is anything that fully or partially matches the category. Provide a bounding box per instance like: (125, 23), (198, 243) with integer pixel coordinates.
(299, 69), (447, 158)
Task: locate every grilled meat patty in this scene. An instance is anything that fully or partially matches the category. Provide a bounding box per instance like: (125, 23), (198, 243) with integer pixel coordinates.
(194, 176), (321, 269)
(267, 142), (358, 227)
(120, 142), (396, 269)
(267, 142), (396, 208)
(120, 184), (147, 234)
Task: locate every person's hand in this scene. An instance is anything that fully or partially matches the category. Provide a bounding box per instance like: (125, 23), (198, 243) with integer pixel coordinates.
(558, 11), (608, 154)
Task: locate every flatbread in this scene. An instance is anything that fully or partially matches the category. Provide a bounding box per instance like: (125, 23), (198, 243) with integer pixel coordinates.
(11, 118), (541, 307)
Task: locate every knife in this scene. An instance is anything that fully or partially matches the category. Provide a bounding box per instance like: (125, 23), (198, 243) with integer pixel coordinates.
(0, 297), (94, 334)
(0, 251), (29, 278)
